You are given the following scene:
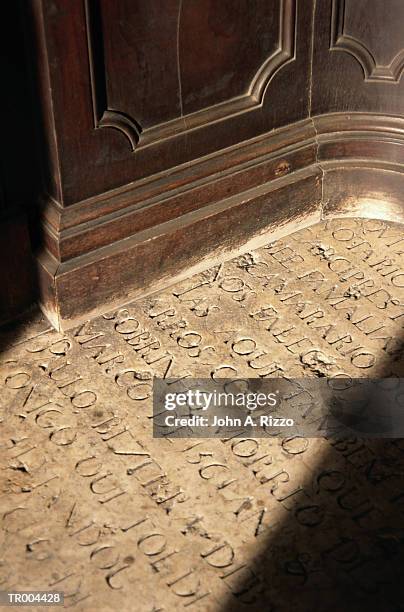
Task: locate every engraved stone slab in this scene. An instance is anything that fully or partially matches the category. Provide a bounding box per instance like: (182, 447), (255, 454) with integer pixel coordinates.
(1, 219), (403, 611)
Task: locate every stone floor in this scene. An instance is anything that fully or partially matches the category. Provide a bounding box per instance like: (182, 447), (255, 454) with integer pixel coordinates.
(1, 217), (404, 611)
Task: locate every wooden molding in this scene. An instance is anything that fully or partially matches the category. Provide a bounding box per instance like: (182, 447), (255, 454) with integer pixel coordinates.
(83, 0), (297, 151)
(38, 166), (322, 330)
(45, 119), (316, 261)
(249, 0), (296, 102)
(84, 0), (142, 151)
(330, 0), (404, 83)
(36, 112), (404, 329)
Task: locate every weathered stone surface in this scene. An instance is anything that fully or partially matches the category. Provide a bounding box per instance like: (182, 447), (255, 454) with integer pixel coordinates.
(1, 219), (403, 611)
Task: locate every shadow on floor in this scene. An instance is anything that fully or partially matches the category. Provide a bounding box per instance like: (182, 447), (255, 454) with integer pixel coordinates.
(0, 307), (52, 355)
(220, 344), (404, 612)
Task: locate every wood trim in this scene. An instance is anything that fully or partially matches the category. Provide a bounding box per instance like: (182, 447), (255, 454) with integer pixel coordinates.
(83, 0), (142, 151)
(38, 117), (316, 260)
(43, 119), (316, 231)
(322, 163), (404, 223)
(36, 112), (404, 330)
(57, 145), (315, 261)
(26, 0), (314, 206)
(40, 112), (404, 259)
(315, 113), (404, 225)
(314, 112), (404, 167)
(330, 0), (404, 83)
(40, 166), (322, 329)
(82, 0), (296, 151)
(59, 138), (315, 260)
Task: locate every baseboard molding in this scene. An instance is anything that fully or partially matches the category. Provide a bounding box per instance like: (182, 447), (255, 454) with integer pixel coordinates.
(321, 163), (404, 222)
(39, 167), (322, 329)
(42, 119), (317, 261)
(36, 112), (404, 330)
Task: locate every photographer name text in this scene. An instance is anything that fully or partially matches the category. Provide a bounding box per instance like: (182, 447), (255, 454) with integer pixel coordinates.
(164, 414), (294, 427)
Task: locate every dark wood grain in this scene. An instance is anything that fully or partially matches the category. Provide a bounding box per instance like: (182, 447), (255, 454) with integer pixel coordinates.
(312, 0), (404, 116)
(44, 168), (323, 328)
(55, 124), (317, 260)
(179, 0), (281, 114)
(28, 0), (313, 205)
(99, 0), (181, 129)
(12, 0), (404, 329)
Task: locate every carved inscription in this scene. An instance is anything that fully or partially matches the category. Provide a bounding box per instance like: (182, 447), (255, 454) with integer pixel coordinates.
(0, 219), (403, 611)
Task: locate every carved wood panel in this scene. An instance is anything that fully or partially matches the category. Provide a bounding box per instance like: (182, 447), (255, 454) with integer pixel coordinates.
(31, 0), (313, 204)
(312, 0), (404, 116)
(330, 0), (404, 83)
(85, 0), (296, 151)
